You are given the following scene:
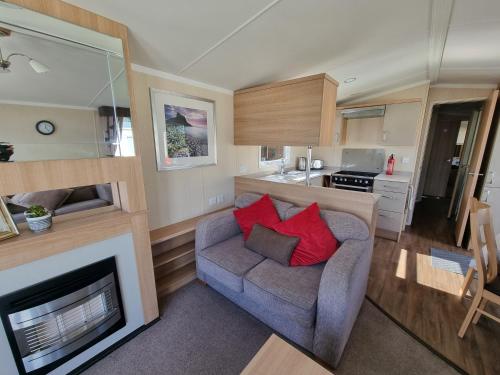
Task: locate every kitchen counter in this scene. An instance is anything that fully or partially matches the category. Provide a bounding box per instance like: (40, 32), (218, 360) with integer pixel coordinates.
(247, 167), (341, 185)
(374, 171), (412, 183)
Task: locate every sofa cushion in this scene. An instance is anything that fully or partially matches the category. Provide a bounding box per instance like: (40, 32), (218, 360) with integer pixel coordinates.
(65, 185), (98, 204)
(9, 189), (73, 211)
(274, 203), (338, 266)
(235, 193), (294, 221)
(96, 184), (113, 203)
(245, 224), (299, 266)
(233, 194), (281, 240)
(244, 259), (324, 327)
(54, 199), (110, 215)
(198, 235), (264, 292)
(285, 207), (370, 242)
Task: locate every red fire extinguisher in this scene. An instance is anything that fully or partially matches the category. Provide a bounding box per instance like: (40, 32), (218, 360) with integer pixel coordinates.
(386, 154), (395, 175)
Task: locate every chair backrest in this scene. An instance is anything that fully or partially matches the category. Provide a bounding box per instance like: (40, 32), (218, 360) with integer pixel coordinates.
(470, 198), (498, 285)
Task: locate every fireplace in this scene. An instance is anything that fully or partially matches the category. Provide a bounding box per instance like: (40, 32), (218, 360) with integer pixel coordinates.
(0, 257), (126, 375)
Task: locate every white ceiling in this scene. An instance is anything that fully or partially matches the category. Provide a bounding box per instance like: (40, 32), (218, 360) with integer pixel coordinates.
(8, 0), (500, 102)
(439, 0), (500, 84)
(0, 25), (129, 108)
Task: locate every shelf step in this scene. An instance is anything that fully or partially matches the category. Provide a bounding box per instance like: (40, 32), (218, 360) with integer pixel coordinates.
(152, 231), (195, 257)
(156, 262), (197, 297)
(154, 241), (195, 268)
(149, 207), (232, 245)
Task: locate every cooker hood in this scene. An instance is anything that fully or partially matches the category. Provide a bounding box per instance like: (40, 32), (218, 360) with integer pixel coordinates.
(341, 105), (386, 119)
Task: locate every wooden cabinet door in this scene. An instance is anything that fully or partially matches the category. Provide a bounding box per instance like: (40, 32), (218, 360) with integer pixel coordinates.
(455, 90), (499, 246)
(333, 110), (345, 145)
(382, 102), (421, 146)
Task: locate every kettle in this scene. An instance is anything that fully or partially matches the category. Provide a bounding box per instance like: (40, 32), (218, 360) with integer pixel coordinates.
(297, 157), (307, 171)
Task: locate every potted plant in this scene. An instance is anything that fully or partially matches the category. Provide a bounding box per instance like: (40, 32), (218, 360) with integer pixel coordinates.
(24, 205), (52, 232)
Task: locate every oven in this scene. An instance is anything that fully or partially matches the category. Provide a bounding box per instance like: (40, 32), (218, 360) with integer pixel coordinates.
(330, 182), (373, 192)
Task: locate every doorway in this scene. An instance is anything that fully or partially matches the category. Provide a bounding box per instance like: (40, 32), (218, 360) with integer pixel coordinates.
(416, 101), (484, 245)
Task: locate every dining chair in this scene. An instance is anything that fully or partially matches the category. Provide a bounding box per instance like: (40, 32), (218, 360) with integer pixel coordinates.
(458, 198), (500, 338)
(460, 232), (500, 298)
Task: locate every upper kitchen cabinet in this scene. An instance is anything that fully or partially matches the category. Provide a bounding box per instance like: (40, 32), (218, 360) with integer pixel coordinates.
(234, 74), (338, 146)
(381, 102), (422, 146)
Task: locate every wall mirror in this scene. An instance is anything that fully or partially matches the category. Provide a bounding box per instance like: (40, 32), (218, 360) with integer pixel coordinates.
(0, 3), (134, 162)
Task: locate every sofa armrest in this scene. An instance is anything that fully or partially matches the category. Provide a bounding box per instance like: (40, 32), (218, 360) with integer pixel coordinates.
(195, 209), (241, 253)
(313, 238), (373, 368)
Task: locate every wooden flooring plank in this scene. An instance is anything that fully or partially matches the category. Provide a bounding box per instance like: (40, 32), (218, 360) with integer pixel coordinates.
(369, 197), (500, 375)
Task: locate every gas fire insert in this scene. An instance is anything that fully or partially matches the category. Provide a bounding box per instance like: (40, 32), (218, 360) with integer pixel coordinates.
(0, 257), (125, 375)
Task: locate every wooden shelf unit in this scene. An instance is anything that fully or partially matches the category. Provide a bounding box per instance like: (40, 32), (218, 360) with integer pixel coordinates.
(150, 207), (232, 297)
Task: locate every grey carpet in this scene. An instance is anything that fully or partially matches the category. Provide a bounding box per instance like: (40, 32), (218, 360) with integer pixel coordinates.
(83, 282), (459, 375)
(431, 248), (472, 276)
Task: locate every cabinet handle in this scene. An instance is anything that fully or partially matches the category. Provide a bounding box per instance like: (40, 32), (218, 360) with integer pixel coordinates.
(379, 213), (389, 218)
(381, 195), (394, 199)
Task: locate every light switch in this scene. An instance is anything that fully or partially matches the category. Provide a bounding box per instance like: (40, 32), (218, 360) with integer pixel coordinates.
(402, 157), (410, 164)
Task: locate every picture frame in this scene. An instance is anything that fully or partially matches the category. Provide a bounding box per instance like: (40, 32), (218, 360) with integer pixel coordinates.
(0, 197), (20, 241)
(150, 88), (217, 171)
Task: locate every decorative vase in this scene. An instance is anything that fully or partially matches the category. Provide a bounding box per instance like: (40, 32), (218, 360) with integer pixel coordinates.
(25, 212), (52, 232)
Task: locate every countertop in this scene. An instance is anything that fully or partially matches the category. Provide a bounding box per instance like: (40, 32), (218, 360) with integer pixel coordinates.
(246, 167), (341, 185)
(374, 171), (412, 183)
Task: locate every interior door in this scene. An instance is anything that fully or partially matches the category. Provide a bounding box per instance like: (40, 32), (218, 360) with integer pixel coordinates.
(455, 90), (499, 246)
(448, 110), (482, 218)
(423, 116), (461, 197)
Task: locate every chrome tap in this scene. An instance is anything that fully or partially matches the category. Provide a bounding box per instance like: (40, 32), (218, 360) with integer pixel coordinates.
(279, 157), (286, 175)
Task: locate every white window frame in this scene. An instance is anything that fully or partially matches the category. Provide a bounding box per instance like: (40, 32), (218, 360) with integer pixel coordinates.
(258, 146), (291, 168)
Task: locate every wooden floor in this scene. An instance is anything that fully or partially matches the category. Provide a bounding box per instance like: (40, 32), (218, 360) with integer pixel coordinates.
(369, 197), (500, 375)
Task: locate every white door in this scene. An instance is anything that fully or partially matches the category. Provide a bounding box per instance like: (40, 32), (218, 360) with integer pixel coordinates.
(481, 187), (500, 235)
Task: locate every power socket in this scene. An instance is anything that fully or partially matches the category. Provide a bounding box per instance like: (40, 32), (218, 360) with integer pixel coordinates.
(208, 196), (217, 206)
(216, 194), (224, 204)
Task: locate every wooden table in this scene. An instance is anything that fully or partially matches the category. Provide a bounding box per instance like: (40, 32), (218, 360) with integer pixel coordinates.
(241, 334), (333, 375)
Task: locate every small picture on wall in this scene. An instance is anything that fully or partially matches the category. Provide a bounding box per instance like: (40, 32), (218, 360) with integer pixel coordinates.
(150, 89), (216, 171)
(0, 198), (19, 241)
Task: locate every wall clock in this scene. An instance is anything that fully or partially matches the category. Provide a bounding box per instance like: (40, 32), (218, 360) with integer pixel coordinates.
(35, 120), (55, 135)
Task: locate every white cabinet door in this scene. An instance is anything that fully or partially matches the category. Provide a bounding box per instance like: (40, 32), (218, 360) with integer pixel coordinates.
(382, 102), (421, 146)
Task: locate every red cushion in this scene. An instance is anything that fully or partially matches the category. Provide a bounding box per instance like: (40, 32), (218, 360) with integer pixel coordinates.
(272, 203), (338, 266)
(233, 194), (281, 240)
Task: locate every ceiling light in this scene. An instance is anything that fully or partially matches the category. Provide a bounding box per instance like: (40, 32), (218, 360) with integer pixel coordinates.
(0, 47), (49, 73)
(344, 77), (357, 84)
(29, 58), (49, 73)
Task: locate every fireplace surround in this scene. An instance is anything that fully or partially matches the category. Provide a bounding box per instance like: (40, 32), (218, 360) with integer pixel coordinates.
(0, 257), (125, 375)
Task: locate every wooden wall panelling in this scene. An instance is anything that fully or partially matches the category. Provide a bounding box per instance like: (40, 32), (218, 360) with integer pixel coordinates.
(235, 176), (378, 236)
(234, 74), (338, 146)
(131, 212), (160, 322)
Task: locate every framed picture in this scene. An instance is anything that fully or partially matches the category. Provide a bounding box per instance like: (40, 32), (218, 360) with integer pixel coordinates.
(150, 88), (217, 171)
(0, 198), (19, 241)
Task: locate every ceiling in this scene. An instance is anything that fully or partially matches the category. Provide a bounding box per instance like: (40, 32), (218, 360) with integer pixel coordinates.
(0, 25), (129, 108)
(8, 0), (500, 101)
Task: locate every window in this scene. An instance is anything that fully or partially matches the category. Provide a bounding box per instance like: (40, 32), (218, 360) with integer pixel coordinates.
(259, 146), (290, 167)
(114, 117), (135, 157)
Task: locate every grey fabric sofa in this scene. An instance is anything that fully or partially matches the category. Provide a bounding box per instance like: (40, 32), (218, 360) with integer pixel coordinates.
(195, 193), (373, 368)
(8, 184), (113, 224)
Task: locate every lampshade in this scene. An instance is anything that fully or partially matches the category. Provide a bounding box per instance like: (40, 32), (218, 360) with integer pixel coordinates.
(29, 59), (49, 73)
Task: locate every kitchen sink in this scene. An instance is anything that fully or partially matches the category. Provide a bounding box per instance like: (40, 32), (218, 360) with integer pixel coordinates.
(259, 171), (322, 183)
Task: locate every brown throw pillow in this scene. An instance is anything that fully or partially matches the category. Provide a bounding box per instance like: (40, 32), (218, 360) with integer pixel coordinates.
(65, 186), (98, 204)
(9, 189), (73, 212)
(245, 224), (300, 266)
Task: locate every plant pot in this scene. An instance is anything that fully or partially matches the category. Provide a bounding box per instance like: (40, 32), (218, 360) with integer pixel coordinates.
(25, 212), (52, 233)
